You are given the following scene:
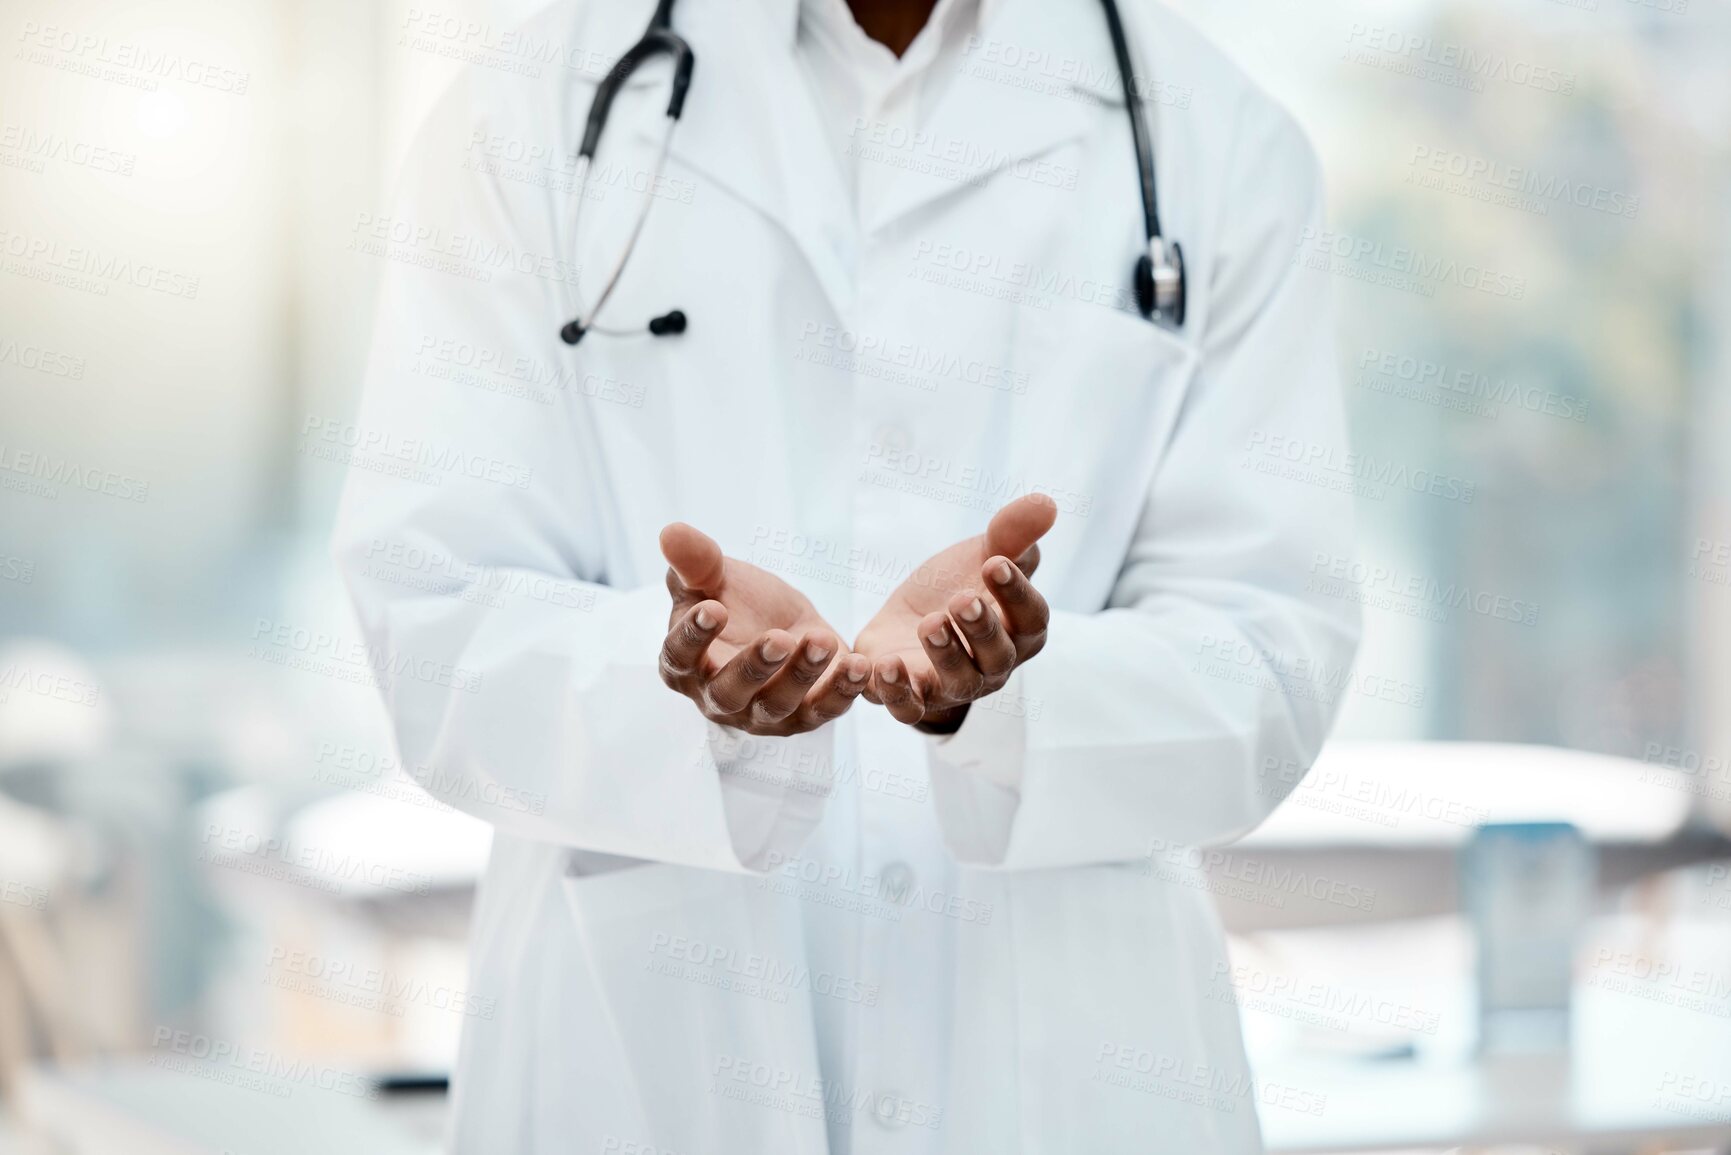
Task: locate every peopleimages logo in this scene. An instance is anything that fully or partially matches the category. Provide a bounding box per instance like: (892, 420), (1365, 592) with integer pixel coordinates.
(248, 616), (484, 694)
(1294, 227), (1527, 300)
(1243, 430), (1477, 505)
(148, 1028), (377, 1100)
(1307, 552), (1539, 627)
(300, 416), (534, 490)
(959, 34), (1194, 109)
(862, 441), (1093, 516)
(0, 337), (86, 380)
(1355, 346), (1589, 423)
(1207, 961), (1443, 1035)
(0, 226), (200, 299)
(397, 9), (614, 78)
(15, 22), (252, 95)
(759, 851), (994, 925)
(1091, 1044), (1328, 1117)
(1343, 24), (1576, 95)
(0, 123), (136, 175)
(1257, 756), (1490, 828)
(1141, 837), (1379, 912)
(0, 443), (150, 503)
(347, 212), (582, 288)
(909, 239), (1138, 312)
(201, 822), (434, 896)
(313, 739), (548, 816)
(710, 1055), (944, 1130)
(0, 880), (49, 911)
(1407, 146), (1639, 220)
(646, 932), (881, 1007)
(264, 946), (496, 1020)
(847, 116), (1079, 191)
(0, 662), (101, 707)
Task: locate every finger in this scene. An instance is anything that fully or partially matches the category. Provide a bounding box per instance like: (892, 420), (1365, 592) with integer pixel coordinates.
(661, 600), (727, 682)
(801, 653), (872, 726)
(1013, 541), (1041, 579)
(982, 494), (1057, 569)
(918, 612), (983, 702)
(948, 591), (1016, 679)
(872, 656), (926, 726)
(984, 555), (1050, 650)
(659, 522), (726, 596)
(749, 632), (838, 724)
(705, 630), (796, 714)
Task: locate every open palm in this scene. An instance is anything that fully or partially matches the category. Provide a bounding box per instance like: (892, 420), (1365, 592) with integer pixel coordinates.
(853, 495), (1057, 727)
(659, 524), (870, 735)
(664, 526), (832, 656)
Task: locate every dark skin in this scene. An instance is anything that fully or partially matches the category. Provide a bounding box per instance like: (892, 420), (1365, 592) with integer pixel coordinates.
(845, 0), (941, 57)
(659, 496), (1055, 737)
(658, 1), (1058, 739)
(851, 496), (1054, 732)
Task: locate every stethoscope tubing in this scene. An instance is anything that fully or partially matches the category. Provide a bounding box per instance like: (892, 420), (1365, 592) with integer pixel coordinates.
(560, 0), (1183, 341)
(565, 114), (678, 337)
(1098, 0), (1161, 243)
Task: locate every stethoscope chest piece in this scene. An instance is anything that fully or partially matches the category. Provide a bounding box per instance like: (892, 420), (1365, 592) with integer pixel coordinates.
(1136, 236), (1185, 330)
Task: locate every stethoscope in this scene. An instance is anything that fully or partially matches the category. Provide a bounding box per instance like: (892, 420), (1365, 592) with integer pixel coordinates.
(559, 0), (1185, 347)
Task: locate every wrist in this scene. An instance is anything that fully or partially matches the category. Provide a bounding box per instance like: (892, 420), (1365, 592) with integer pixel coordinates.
(915, 702), (970, 735)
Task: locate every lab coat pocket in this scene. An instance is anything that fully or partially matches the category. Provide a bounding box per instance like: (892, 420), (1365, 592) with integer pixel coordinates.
(559, 861), (828, 1153)
(1007, 304), (1199, 607)
(995, 865), (1263, 1153)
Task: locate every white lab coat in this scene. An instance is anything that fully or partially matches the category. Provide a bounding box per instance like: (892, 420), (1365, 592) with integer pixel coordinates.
(334, 0), (1360, 1150)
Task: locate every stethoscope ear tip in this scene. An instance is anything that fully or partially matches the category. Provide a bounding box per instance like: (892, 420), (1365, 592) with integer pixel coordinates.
(560, 321), (586, 346)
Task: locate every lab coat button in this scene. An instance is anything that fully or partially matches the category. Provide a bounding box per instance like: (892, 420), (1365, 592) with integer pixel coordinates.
(872, 1091), (909, 1130)
(872, 423), (910, 453)
(879, 861), (915, 905)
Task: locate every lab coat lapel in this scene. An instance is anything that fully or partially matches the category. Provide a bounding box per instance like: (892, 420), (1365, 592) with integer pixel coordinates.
(635, 0), (856, 320)
(865, 0), (1103, 234)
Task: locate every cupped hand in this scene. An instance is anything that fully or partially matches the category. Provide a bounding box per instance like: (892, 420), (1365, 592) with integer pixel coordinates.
(852, 494), (1057, 733)
(658, 523), (871, 736)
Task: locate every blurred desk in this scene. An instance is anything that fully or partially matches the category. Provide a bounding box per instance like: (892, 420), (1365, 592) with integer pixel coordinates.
(1259, 1051), (1731, 1155)
(1243, 742), (1696, 849)
(1252, 911), (1731, 1154)
(15, 1064), (443, 1155)
(1214, 742), (1721, 932)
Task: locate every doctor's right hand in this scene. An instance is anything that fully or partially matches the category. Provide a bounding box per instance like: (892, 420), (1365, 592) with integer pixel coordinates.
(658, 523), (872, 736)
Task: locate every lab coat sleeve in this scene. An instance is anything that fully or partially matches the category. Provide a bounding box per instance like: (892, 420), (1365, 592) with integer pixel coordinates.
(926, 96), (1362, 869)
(330, 73), (830, 873)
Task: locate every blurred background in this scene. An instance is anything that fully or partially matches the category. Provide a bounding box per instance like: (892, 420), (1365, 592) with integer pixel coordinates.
(1, 0), (1729, 1150)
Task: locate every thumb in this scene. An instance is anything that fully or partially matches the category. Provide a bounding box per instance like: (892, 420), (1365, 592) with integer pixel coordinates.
(659, 522), (726, 594)
(982, 494), (1058, 565)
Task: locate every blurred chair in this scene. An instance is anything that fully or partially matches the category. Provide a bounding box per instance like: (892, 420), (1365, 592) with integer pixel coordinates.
(0, 795), (87, 1096)
(0, 640), (116, 1097)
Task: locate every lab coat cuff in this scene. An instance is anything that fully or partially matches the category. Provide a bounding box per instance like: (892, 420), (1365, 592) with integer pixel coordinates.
(925, 672), (1033, 866)
(710, 722), (833, 872)
(926, 669), (1030, 792)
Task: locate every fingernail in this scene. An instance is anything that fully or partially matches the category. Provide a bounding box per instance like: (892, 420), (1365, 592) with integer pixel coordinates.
(926, 627), (949, 647)
(762, 637), (791, 663)
(991, 559), (1014, 585)
(959, 597), (984, 622)
(695, 607), (715, 630)
(880, 665), (900, 685)
(846, 663), (868, 683)
(805, 641), (832, 663)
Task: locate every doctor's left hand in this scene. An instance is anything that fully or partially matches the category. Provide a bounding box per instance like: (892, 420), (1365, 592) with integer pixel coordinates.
(854, 494), (1057, 734)
(659, 523), (872, 736)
